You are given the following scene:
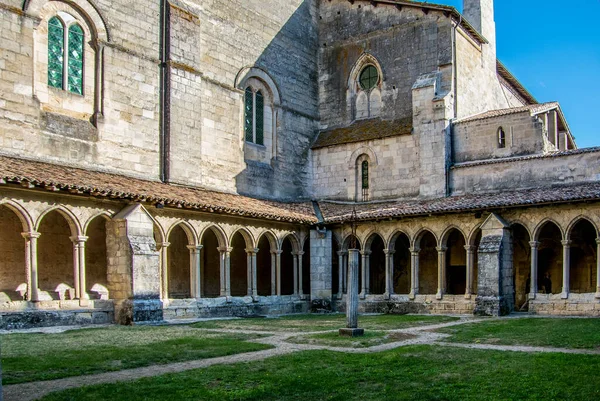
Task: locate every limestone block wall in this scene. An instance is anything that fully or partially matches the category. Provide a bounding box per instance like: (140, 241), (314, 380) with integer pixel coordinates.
(453, 112), (545, 163)
(310, 229), (332, 300)
(0, 0), (161, 179)
(450, 148), (600, 195)
(318, 0), (453, 129)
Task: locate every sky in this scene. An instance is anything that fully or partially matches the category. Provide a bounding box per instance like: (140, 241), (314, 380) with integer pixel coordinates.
(433, 0), (600, 148)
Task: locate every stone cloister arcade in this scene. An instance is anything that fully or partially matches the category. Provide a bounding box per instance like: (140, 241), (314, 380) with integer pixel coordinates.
(330, 207), (600, 315)
(0, 194), (310, 323)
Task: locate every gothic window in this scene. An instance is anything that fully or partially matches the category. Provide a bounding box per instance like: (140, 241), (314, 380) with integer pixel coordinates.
(361, 161), (369, 202)
(350, 55), (383, 120)
(47, 14), (84, 95)
(244, 87), (265, 146)
(359, 65), (379, 91)
(498, 127), (506, 148)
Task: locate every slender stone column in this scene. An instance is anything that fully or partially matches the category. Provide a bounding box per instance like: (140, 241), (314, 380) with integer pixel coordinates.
(297, 251), (305, 298)
(270, 251), (277, 296)
(409, 247), (420, 300)
(388, 250), (395, 296)
(383, 249), (392, 299)
(341, 248), (364, 337)
(22, 232), (41, 302)
(529, 241), (539, 299)
(464, 245), (475, 299)
(74, 236), (89, 300)
(218, 247), (228, 297)
(187, 245), (202, 298)
(342, 253), (348, 293)
(70, 236), (82, 299)
(225, 247), (232, 300)
(291, 252), (298, 296)
(360, 251), (367, 299)
(561, 240), (571, 299)
(595, 238), (600, 299)
(245, 248), (254, 297)
(251, 248), (258, 301)
(337, 251), (345, 299)
(364, 251), (371, 295)
(159, 242), (170, 301)
(436, 246), (447, 300)
(275, 250), (283, 296)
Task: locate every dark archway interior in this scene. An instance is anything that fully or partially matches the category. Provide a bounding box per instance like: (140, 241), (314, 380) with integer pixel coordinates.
(418, 232), (437, 295)
(230, 233), (248, 297)
(168, 225), (191, 299)
(369, 235), (385, 294)
(201, 229), (220, 298)
(281, 238), (294, 295)
(257, 236), (272, 296)
(392, 233), (410, 294)
(0, 206), (26, 301)
(38, 211), (74, 299)
(446, 230), (466, 295)
(512, 224), (530, 309)
(570, 220), (597, 293)
(538, 223), (563, 294)
(86, 217), (108, 297)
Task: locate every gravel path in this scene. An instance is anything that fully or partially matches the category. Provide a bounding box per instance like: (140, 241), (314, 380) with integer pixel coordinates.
(3, 316), (599, 401)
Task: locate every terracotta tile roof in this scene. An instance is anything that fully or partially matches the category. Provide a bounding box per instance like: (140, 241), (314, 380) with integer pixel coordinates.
(318, 182), (600, 223)
(312, 118), (412, 149)
(455, 102), (559, 124)
(0, 155), (318, 224)
(452, 147), (600, 169)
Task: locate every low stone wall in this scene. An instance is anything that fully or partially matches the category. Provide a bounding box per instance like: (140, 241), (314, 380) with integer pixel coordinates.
(162, 296), (311, 320)
(333, 294), (476, 315)
(529, 293), (600, 316)
(0, 300), (114, 330)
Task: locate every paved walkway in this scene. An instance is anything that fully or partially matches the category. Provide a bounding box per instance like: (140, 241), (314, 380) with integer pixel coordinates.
(4, 317), (600, 401)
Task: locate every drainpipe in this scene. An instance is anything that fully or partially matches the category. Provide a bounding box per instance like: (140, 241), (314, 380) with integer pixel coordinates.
(159, 0), (171, 183)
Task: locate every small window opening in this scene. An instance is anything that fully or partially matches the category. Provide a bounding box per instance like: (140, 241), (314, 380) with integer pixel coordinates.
(498, 127), (506, 149)
(359, 65), (379, 91)
(47, 16), (84, 95)
(244, 87), (264, 146)
(361, 161), (369, 202)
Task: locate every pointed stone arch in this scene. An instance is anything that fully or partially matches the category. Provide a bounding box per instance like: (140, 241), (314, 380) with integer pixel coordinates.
(36, 205), (82, 237)
(0, 200), (34, 233)
(199, 225), (228, 249)
(83, 211), (111, 235)
(230, 228), (255, 250)
(566, 216), (599, 240)
(440, 225), (468, 248)
(413, 228), (438, 249)
(533, 218), (565, 242)
(166, 220), (198, 246)
(0, 202), (30, 301)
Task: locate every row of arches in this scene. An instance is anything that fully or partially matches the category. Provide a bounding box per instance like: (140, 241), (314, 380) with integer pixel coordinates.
(333, 227), (480, 299)
(0, 202), (309, 304)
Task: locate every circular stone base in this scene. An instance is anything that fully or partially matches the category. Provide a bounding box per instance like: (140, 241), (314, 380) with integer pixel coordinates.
(339, 328), (365, 337)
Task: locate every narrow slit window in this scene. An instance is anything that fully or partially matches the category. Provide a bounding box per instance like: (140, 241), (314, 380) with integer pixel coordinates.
(255, 91), (264, 145)
(48, 17), (65, 89)
(244, 87), (254, 142)
(361, 160), (369, 202)
(498, 127), (506, 148)
(67, 24), (84, 94)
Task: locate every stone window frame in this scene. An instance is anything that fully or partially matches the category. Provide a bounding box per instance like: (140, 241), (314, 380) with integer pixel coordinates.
(348, 53), (384, 121)
(497, 127), (506, 149)
(356, 154), (372, 202)
(28, 0), (109, 126)
(244, 86), (265, 146)
(47, 13), (85, 96)
(235, 67), (281, 164)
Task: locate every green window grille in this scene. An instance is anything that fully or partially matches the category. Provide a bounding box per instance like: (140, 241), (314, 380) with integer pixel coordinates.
(48, 17), (64, 89)
(361, 161), (369, 189)
(244, 87), (254, 142)
(255, 90), (264, 145)
(67, 24), (84, 95)
(359, 65), (379, 91)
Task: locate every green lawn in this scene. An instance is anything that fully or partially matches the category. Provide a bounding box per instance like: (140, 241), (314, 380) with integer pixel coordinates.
(287, 331), (416, 348)
(437, 318), (600, 349)
(192, 314), (459, 332)
(41, 345), (600, 401)
(1, 325), (271, 384)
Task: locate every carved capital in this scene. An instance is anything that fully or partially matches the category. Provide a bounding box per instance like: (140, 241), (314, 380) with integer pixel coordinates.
(21, 231), (41, 240)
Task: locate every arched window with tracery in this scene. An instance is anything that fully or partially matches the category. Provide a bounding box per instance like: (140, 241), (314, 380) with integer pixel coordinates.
(355, 154), (372, 202)
(348, 54), (383, 121)
(47, 14), (84, 95)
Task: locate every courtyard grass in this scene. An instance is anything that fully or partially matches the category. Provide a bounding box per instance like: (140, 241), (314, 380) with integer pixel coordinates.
(191, 313), (459, 332)
(286, 331), (416, 348)
(41, 345), (600, 401)
(1, 325), (271, 385)
(437, 317), (600, 349)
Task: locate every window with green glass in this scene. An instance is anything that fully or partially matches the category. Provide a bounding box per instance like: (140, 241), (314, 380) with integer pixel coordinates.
(255, 91), (264, 146)
(362, 161), (369, 189)
(48, 17), (64, 89)
(67, 24), (84, 95)
(359, 65), (379, 91)
(47, 16), (84, 95)
(244, 87), (254, 142)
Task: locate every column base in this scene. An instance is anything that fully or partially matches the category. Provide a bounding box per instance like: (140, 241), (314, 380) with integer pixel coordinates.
(464, 293), (472, 300)
(436, 291), (443, 300)
(409, 291), (416, 300)
(384, 292), (390, 300)
(595, 291), (600, 300)
(252, 295), (259, 303)
(561, 292), (569, 300)
(359, 292), (366, 300)
(339, 328), (364, 337)
(528, 292), (536, 300)
(226, 296), (233, 303)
